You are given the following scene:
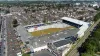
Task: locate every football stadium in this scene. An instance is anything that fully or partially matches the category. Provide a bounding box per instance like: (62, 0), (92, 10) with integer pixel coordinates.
(17, 17), (90, 56)
(25, 21), (74, 37)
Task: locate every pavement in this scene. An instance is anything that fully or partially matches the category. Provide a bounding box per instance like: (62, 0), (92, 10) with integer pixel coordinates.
(16, 25), (31, 43)
(33, 49), (55, 56)
(67, 19), (100, 56)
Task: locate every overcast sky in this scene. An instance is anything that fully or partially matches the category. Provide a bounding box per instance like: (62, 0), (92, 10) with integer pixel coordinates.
(0, 0), (99, 1)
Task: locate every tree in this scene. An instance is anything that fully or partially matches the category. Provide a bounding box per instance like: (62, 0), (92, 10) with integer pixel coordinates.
(86, 44), (95, 54)
(81, 53), (93, 56)
(5, 10), (10, 14)
(25, 41), (29, 44)
(12, 19), (18, 27)
(12, 19), (18, 24)
(94, 12), (100, 21)
(80, 23), (100, 56)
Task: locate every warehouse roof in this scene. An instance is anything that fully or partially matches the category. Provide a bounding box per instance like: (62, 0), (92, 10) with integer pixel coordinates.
(53, 39), (72, 47)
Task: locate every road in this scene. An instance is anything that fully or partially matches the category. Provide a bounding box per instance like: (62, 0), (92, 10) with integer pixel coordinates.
(67, 19), (100, 56)
(1, 14), (21, 56)
(0, 16), (8, 56)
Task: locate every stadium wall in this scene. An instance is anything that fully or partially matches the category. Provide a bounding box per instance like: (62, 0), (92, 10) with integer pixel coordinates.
(62, 44), (72, 56)
(26, 23), (69, 32)
(33, 45), (48, 52)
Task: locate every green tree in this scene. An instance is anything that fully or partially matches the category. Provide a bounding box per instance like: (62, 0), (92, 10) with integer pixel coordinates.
(81, 53), (93, 56)
(12, 19), (18, 27)
(94, 12), (100, 21)
(5, 10), (10, 14)
(12, 19), (18, 24)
